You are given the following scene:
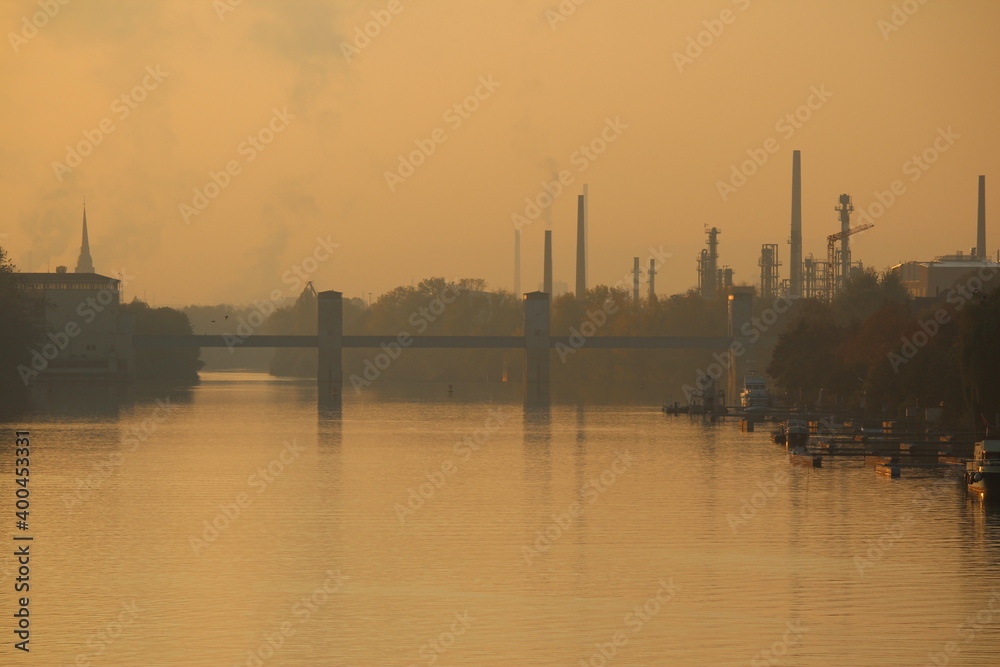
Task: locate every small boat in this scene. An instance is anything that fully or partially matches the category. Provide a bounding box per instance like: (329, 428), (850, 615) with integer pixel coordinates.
(785, 419), (810, 448)
(740, 373), (770, 409)
(771, 428), (787, 445)
(965, 439), (1000, 496)
(789, 447), (822, 468)
(875, 462), (901, 478)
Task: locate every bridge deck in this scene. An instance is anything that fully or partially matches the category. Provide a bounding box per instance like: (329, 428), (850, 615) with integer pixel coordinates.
(133, 335), (733, 350)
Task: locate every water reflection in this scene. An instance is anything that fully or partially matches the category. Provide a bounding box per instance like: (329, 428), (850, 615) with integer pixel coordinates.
(522, 399), (552, 506)
(10, 374), (1000, 665)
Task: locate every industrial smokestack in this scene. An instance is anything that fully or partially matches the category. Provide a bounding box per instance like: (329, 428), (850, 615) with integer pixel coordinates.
(514, 229), (521, 297)
(837, 194), (854, 288)
(543, 230), (553, 295)
(576, 194), (586, 300)
(978, 175), (987, 259)
(583, 183), (589, 289)
(632, 257), (640, 303)
(789, 150), (802, 298)
(648, 259), (656, 300)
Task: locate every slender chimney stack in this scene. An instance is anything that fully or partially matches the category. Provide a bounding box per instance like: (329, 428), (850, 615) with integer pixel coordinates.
(583, 183), (589, 288)
(543, 230), (553, 295)
(789, 150), (802, 298)
(978, 175), (987, 259)
(514, 229), (521, 297)
(648, 258), (656, 300)
(575, 194), (586, 300)
(632, 257), (640, 303)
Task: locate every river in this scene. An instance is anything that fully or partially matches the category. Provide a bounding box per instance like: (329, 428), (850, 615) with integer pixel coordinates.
(3, 372), (1000, 666)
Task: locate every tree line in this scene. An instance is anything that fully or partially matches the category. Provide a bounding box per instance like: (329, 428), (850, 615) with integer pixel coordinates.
(5, 239), (996, 422)
(767, 267), (1000, 427)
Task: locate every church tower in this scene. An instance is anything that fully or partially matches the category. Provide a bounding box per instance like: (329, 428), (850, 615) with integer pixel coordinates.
(75, 203), (95, 274)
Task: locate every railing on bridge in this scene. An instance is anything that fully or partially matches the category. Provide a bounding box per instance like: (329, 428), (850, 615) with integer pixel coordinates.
(132, 289), (754, 400)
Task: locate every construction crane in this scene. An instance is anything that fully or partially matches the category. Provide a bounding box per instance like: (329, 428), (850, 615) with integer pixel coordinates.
(827, 222), (874, 299)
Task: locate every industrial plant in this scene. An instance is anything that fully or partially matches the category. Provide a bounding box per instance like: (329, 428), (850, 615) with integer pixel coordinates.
(513, 151), (994, 308)
(699, 151), (995, 303)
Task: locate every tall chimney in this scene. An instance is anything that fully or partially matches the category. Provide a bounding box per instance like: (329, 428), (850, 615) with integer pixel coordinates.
(978, 175), (987, 259)
(837, 194), (854, 288)
(514, 229), (521, 297)
(583, 183), (589, 288)
(648, 258), (656, 300)
(543, 230), (553, 295)
(576, 194), (586, 300)
(632, 257), (640, 303)
(789, 150), (802, 298)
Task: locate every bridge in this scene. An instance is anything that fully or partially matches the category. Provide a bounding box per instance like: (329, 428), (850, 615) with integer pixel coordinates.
(133, 335), (734, 350)
(132, 290), (755, 401)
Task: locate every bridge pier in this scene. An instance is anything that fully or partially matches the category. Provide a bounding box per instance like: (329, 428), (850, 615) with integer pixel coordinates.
(727, 287), (754, 407)
(318, 290), (343, 397)
(523, 292), (550, 403)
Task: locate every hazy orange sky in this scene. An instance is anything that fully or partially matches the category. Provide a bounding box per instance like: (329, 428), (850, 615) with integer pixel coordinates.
(1, 0), (998, 305)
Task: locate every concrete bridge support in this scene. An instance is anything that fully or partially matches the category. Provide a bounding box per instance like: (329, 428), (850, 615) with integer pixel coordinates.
(523, 291), (550, 402)
(318, 290), (343, 396)
(727, 287), (754, 407)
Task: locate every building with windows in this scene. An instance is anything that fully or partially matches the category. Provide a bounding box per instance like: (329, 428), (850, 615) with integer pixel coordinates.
(19, 206), (133, 379)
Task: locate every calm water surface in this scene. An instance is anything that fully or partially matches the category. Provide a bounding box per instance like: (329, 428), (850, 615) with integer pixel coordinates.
(4, 372), (1000, 666)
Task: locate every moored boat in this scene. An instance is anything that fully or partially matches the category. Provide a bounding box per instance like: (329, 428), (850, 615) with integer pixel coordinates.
(785, 419), (809, 448)
(965, 439), (1000, 496)
(875, 462), (901, 478)
(789, 447), (822, 468)
(740, 373), (769, 410)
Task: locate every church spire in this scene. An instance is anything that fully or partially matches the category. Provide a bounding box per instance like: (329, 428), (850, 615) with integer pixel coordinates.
(75, 201), (95, 274)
